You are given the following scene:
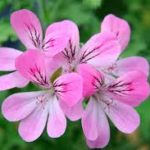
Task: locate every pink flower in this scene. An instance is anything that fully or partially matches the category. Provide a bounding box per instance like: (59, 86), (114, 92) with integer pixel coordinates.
(11, 9), (69, 57)
(46, 20), (121, 72)
(2, 50), (83, 142)
(0, 9), (70, 91)
(77, 64), (150, 149)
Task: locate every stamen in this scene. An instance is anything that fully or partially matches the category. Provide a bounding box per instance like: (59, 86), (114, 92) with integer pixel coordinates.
(102, 97), (117, 113)
(36, 94), (49, 109)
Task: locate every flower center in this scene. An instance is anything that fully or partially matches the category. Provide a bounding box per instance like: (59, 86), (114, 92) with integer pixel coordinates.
(36, 93), (50, 109)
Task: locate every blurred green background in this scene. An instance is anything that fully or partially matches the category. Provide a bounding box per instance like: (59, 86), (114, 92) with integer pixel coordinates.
(0, 0), (150, 149)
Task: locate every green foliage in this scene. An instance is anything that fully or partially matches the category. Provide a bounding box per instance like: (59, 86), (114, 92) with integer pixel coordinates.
(0, 21), (16, 44)
(0, 0), (150, 150)
(83, 0), (102, 9)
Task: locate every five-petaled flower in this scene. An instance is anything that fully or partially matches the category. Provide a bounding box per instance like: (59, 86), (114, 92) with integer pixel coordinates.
(77, 64), (150, 149)
(2, 50), (83, 142)
(0, 9), (70, 91)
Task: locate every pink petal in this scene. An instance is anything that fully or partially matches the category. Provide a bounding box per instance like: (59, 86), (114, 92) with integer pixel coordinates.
(2, 91), (44, 121)
(116, 56), (149, 77)
(46, 20), (79, 54)
(82, 99), (99, 140)
(101, 14), (131, 51)
(47, 96), (66, 138)
(46, 20), (79, 64)
(15, 50), (50, 86)
(0, 48), (22, 71)
(54, 73), (83, 107)
(77, 64), (103, 97)
(0, 71), (29, 91)
(82, 97), (110, 145)
(102, 100), (140, 133)
(43, 32), (69, 57)
(108, 71), (150, 106)
(86, 133), (110, 149)
(46, 56), (63, 76)
(11, 9), (42, 49)
(60, 100), (83, 121)
(79, 32), (121, 68)
(19, 101), (49, 142)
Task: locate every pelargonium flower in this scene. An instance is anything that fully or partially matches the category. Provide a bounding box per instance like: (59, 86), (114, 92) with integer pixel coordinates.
(2, 50), (83, 142)
(11, 9), (69, 57)
(77, 64), (150, 149)
(46, 19), (121, 72)
(0, 9), (70, 91)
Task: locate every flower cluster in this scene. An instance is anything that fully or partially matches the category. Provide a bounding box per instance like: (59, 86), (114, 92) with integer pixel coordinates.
(0, 9), (149, 149)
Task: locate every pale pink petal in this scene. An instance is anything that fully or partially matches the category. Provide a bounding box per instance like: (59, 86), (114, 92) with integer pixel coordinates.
(102, 100), (140, 133)
(116, 57), (149, 77)
(0, 71), (29, 91)
(15, 50), (50, 86)
(60, 100), (83, 121)
(82, 97), (110, 144)
(42, 32), (69, 57)
(101, 14), (131, 51)
(82, 99), (99, 140)
(49, 53), (67, 70)
(0, 48), (22, 71)
(2, 91), (44, 121)
(54, 73), (83, 107)
(79, 32), (121, 68)
(77, 64), (103, 97)
(86, 134), (109, 149)
(11, 9), (42, 49)
(47, 96), (66, 138)
(108, 71), (150, 106)
(45, 56), (63, 77)
(19, 101), (49, 142)
(46, 20), (79, 53)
